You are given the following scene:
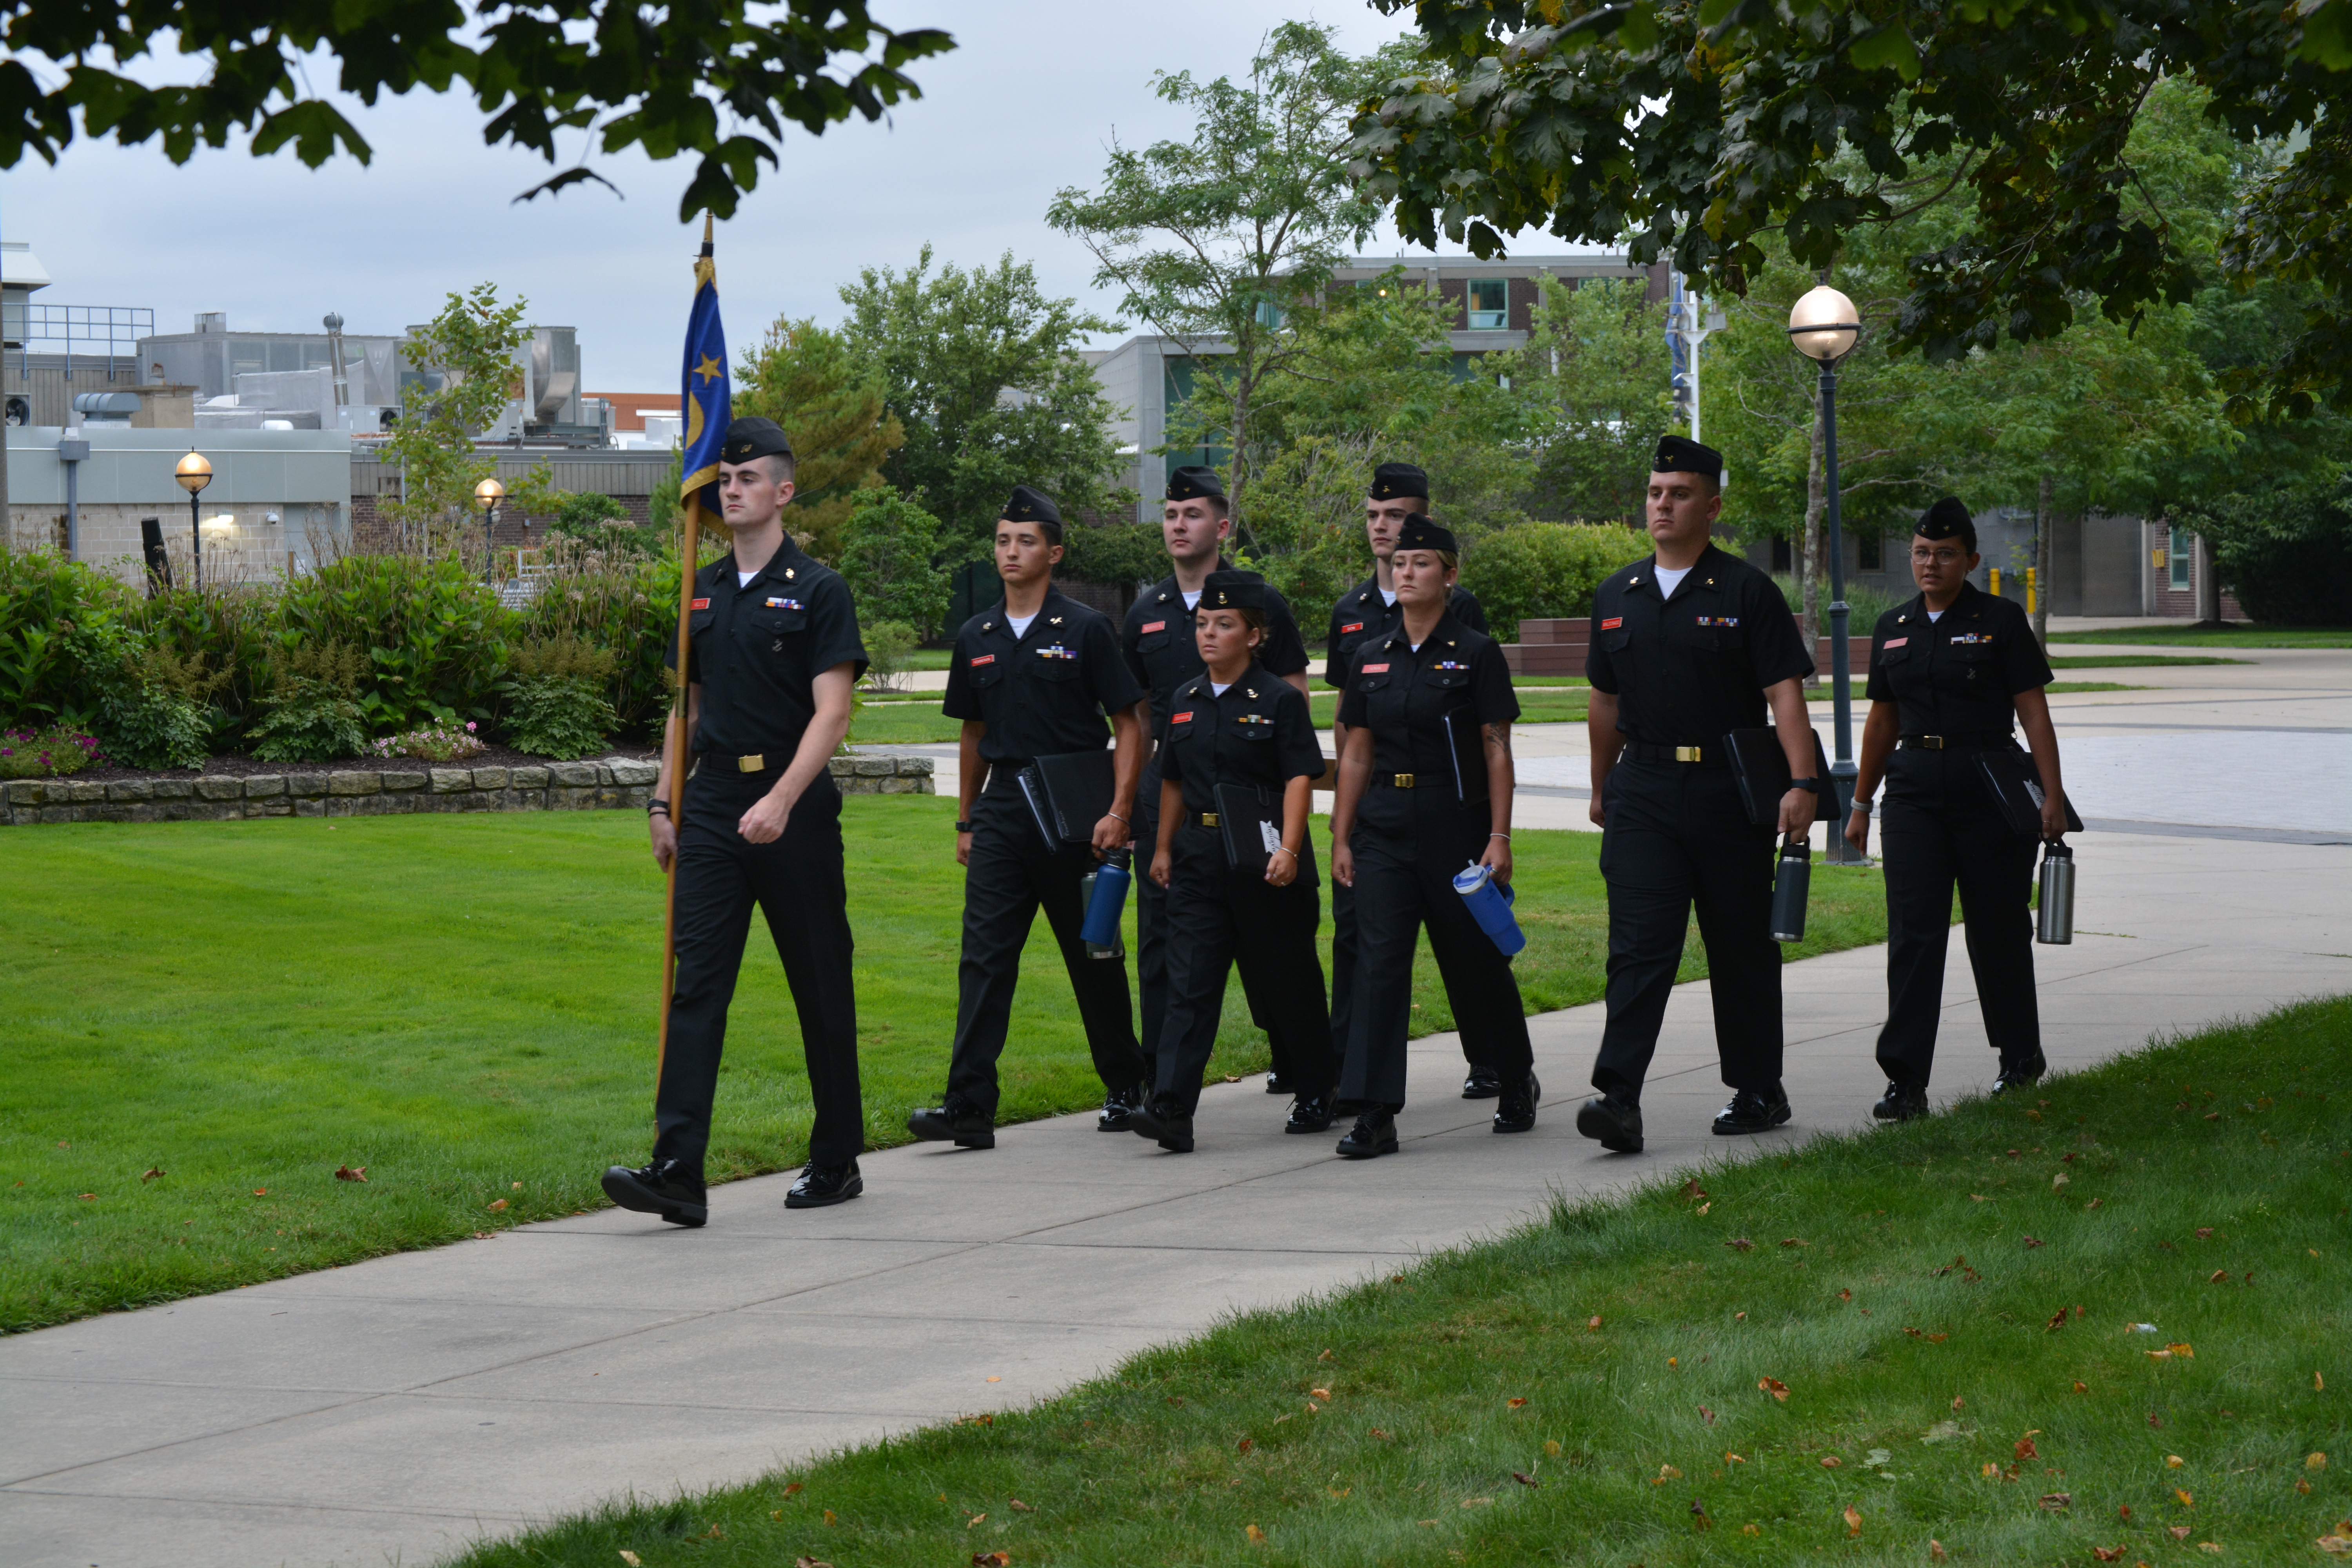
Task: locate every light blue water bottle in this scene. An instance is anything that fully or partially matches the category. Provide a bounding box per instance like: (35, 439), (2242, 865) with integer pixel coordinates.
(1080, 848), (1131, 958)
(1452, 862), (1526, 956)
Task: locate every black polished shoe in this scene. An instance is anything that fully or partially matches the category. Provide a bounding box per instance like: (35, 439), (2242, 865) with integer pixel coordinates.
(1575, 1093), (1644, 1153)
(1492, 1071), (1540, 1134)
(785, 1158), (863, 1208)
(1873, 1081), (1930, 1122)
(1335, 1110), (1399, 1159)
(1284, 1091), (1336, 1134)
(1130, 1094), (1194, 1152)
(601, 1158), (708, 1227)
(1265, 1071), (1292, 1095)
(1461, 1065), (1503, 1100)
(1991, 1048), (2048, 1095)
(907, 1097), (995, 1150)
(1713, 1084), (1793, 1136)
(1097, 1080), (1146, 1132)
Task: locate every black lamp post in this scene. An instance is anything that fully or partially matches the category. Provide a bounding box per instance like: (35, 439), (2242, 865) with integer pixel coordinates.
(1786, 284), (1864, 862)
(174, 449), (214, 594)
(475, 476), (506, 588)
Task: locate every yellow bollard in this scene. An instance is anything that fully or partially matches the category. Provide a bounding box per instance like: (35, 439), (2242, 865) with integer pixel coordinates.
(1989, 566), (2001, 597)
(2026, 566), (2036, 615)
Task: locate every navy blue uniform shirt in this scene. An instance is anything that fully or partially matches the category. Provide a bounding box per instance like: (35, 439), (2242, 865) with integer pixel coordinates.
(1865, 581), (2053, 735)
(1323, 577), (1488, 688)
(942, 584), (1145, 773)
(667, 538), (867, 759)
(1122, 566), (1310, 746)
(1160, 660), (1325, 817)
(1584, 543), (1812, 747)
(1336, 613), (1518, 834)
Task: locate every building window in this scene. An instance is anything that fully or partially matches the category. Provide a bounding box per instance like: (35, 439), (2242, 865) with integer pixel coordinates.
(2169, 525), (2193, 590)
(1771, 536), (1792, 573)
(1858, 531), (1883, 571)
(1467, 278), (1508, 330)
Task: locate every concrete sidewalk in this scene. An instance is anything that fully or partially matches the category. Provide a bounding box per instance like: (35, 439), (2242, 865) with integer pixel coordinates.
(4, 825), (2344, 1568)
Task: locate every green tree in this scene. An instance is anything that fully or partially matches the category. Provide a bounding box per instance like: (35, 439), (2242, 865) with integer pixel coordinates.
(1491, 275), (1677, 525)
(838, 247), (1126, 554)
(734, 317), (904, 561)
(1047, 22), (1396, 521)
(835, 487), (949, 634)
(381, 283), (551, 555)
(2, 2), (951, 221)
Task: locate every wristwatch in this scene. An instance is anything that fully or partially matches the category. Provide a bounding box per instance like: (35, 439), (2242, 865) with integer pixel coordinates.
(1788, 776), (1820, 789)
(955, 820), (974, 833)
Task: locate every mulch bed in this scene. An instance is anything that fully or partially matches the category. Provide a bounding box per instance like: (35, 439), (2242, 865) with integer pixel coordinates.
(56, 744), (661, 786)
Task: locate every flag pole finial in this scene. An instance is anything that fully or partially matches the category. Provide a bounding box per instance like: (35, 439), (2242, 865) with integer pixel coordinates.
(700, 211), (713, 256)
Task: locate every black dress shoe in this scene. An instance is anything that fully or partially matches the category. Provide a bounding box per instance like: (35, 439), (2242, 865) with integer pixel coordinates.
(907, 1098), (995, 1150)
(1461, 1065), (1503, 1100)
(1575, 1094), (1643, 1153)
(601, 1159), (708, 1227)
(1130, 1095), (1194, 1152)
(1265, 1071), (1291, 1095)
(785, 1158), (863, 1208)
(1492, 1071), (1540, 1133)
(1991, 1048), (2048, 1095)
(1335, 1110), (1399, 1159)
(1873, 1081), (1929, 1122)
(1713, 1084), (1793, 1136)
(1284, 1091), (1336, 1133)
(1098, 1080), (1146, 1132)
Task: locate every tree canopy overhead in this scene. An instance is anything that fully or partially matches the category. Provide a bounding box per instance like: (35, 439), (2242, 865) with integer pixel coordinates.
(1348, 0), (2352, 413)
(0, 0), (953, 218)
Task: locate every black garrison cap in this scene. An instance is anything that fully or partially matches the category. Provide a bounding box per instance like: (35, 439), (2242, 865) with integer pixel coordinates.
(1394, 514), (1458, 555)
(1167, 465), (1225, 501)
(1370, 461), (1430, 501)
(1652, 433), (1723, 480)
(1001, 483), (1064, 541)
(1916, 495), (1977, 550)
(1198, 569), (1267, 612)
(721, 417), (793, 464)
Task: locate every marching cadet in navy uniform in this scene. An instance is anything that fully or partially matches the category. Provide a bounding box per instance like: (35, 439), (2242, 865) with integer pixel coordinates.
(1323, 462), (1502, 1100)
(604, 417), (869, 1223)
(1131, 572), (1335, 1150)
(1576, 436), (1818, 1156)
(1120, 466), (1315, 1104)
(907, 485), (1153, 1149)
(1327, 515), (1536, 1158)
(1844, 497), (2069, 1119)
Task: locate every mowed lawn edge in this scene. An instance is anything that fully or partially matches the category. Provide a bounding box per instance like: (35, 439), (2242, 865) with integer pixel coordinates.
(443, 997), (2352, 1568)
(2, 800), (1892, 1333)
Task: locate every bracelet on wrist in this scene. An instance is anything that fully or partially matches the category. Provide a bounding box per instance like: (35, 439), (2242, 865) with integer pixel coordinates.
(1490, 831), (1510, 840)
(647, 799), (669, 816)
(954, 820), (974, 833)
(1788, 777), (1820, 789)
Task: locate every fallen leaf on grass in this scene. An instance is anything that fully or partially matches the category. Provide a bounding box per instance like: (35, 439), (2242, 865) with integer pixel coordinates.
(1726, 1237), (1755, 1252)
(2025, 1236), (2047, 1248)
(1726, 1452), (1745, 1465)
(486, 1198), (507, 1212)
(783, 1482), (802, 1494)
(794, 1557), (832, 1568)
(2049, 1309), (2071, 1330)
(1223, 1074), (1240, 1083)
(1237, 1437), (1253, 1453)
(618, 1554), (641, 1567)
(1587, 1315), (1603, 1331)
(1681, 1180), (1707, 1199)
(1368, 1428), (1391, 1441)
(2094, 1547), (2124, 1561)
(967, 1513), (987, 1527)
(2312, 1454), (2331, 1470)
(1844, 1503), (1862, 1537)
(2197, 1545), (2221, 1555)
(1546, 1440), (1563, 1456)
(1780, 1238), (1807, 1248)
(822, 1509), (837, 1525)
(974, 1553), (1011, 1567)
(1689, 1498), (1710, 1529)
(2176, 1489), (2194, 1507)
(2196, 1227), (2213, 1239)
(1820, 1455), (1841, 1468)
(2074, 1381), (2089, 1393)
(1697, 1201), (1711, 1214)
(333, 1165), (365, 1182)
(1507, 1397), (1528, 1408)
(2209, 1270), (2227, 1283)
(1982, 1463), (2001, 1477)
(141, 1167), (164, 1182)
(2017, 1437), (2040, 1461)
(1328, 1487), (1350, 1499)
(1318, 1348), (1333, 1361)
(2169, 1343), (2194, 1357)
(1929, 1541), (1947, 1562)
(253, 1188), (267, 1196)
(1513, 1472), (1539, 1487)
(2316, 1534), (2352, 1556)
(1744, 1523), (1762, 1536)
(1656, 1464), (1684, 1482)
(2038, 1491), (2071, 1510)
(1699, 1406), (1716, 1426)
(1759, 1377), (1789, 1401)
(1310, 1388), (1331, 1401)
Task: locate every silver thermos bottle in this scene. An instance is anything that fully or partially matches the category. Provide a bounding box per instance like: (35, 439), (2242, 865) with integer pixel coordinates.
(2037, 840), (2075, 944)
(1769, 832), (1811, 943)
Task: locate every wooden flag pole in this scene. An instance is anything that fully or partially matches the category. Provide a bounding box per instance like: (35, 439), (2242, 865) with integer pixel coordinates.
(655, 490), (704, 1080)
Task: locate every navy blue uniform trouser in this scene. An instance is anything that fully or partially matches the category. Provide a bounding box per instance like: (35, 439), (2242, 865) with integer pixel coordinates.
(947, 787), (1148, 1116)
(1329, 866), (1494, 1073)
(657, 768), (863, 1174)
(1590, 760), (1783, 1098)
(1153, 829), (1336, 1114)
(1875, 750), (2041, 1085)
(1340, 802), (1532, 1111)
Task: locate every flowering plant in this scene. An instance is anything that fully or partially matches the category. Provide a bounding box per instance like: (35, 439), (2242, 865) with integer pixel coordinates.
(368, 720), (487, 764)
(0, 726), (105, 779)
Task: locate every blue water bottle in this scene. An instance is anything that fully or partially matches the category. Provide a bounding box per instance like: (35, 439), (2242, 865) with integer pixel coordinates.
(1080, 848), (1132, 958)
(1452, 862), (1526, 956)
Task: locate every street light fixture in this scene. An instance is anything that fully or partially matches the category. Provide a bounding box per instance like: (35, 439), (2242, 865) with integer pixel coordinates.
(1786, 283), (1864, 862)
(475, 476), (506, 587)
(175, 449), (214, 593)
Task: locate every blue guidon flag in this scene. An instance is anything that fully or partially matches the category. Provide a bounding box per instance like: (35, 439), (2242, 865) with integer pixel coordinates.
(679, 220), (731, 515)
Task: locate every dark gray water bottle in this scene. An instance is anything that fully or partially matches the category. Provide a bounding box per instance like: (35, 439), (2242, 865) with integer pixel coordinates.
(1769, 833), (1811, 943)
(2037, 840), (2075, 944)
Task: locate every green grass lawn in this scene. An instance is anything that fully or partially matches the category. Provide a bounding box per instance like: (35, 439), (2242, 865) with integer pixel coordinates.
(2048, 624), (2352, 648)
(2046, 655), (2249, 669)
(448, 996), (2352, 1568)
(0, 802), (1890, 1333)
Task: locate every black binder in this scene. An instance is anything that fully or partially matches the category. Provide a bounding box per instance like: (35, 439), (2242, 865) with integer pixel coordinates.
(1722, 726), (1836, 828)
(1214, 781), (1280, 876)
(1976, 745), (2083, 838)
(1016, 749), (1116, 848)
(1440, 712), (1490, 806)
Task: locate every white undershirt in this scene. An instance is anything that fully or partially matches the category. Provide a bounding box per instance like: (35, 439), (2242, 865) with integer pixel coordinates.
(1379, 588), (1397, 607)
(1926, 608), (1945, 622)
(1210, 680), (1232, 697)
(1006, 612), (1036, 639)
(1652, 564), (1693, 599)
(1181, 590), (1201, 611)
(738, 570), (759, 587)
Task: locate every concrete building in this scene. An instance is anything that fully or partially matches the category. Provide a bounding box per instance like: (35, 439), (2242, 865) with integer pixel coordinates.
(2, 241), (156, 429)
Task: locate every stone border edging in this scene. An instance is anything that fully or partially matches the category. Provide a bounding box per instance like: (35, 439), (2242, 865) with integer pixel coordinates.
(0, 754), (934, 825)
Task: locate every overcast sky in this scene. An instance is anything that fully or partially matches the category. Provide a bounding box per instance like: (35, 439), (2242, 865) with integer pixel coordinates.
(0, 2), (1583, 392)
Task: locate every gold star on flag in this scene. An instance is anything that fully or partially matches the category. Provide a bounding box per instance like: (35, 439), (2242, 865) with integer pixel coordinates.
(695, 354), (722, 385)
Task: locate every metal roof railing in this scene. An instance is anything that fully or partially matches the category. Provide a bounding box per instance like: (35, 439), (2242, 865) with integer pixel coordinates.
(8, 303), (156, 381)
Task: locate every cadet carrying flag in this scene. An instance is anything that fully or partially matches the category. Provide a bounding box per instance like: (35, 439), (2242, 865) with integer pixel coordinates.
(679, 215), (731, 515)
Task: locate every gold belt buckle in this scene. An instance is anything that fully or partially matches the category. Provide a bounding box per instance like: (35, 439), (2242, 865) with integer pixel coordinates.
(1674, 746), (1702, 763)
(1200, 812), (1219, 827)
(737, 753), (766, 773)
(1395, 773), (1415, 789)
(1920, 735), (1945, 750)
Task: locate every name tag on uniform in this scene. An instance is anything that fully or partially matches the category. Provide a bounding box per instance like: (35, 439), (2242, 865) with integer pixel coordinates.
(1697, 615), (1740, 627)
(691, 597), (710, 610)
(1141, 620), (1166, 633)
(1040, 645), (1077, 659)
(1361, 662), (1390, 673)
(766, 596), (801, 610)
(1883, 636), (1908, 649)
(969, 654), (995, 667)
(1949, 632), (1993, 645)
(1340, 621), (1365, 635)
(1172, 711), (1193, 724)
(1599, 617), (1622, 630)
